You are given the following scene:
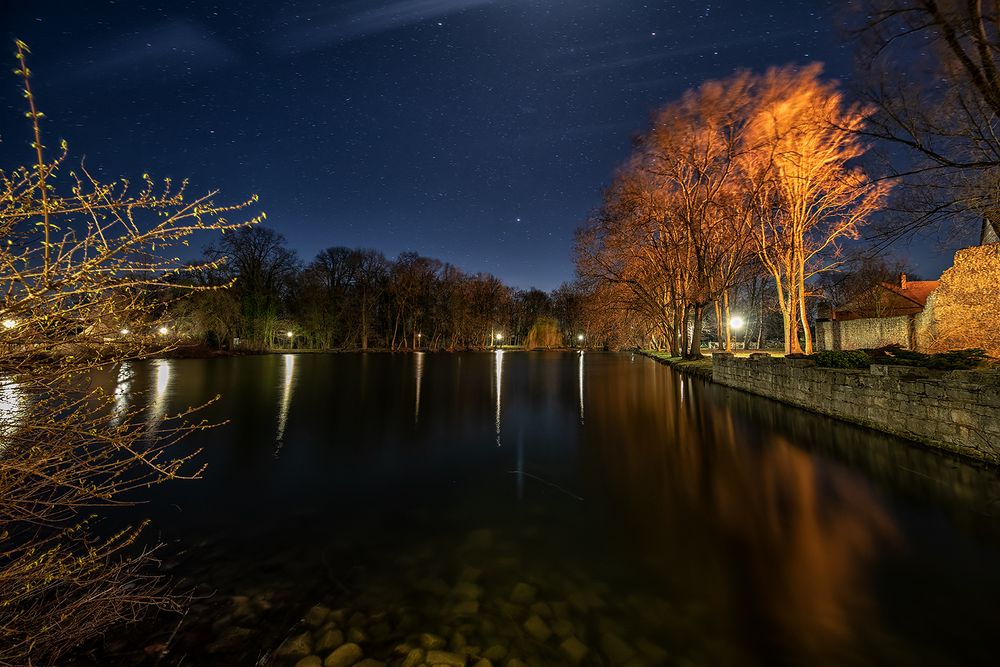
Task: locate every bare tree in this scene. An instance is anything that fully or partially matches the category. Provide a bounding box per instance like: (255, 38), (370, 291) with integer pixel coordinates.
(0, 41), (261, 665)
(849, 0), (1000, 242)
(745, 65), (889, 353)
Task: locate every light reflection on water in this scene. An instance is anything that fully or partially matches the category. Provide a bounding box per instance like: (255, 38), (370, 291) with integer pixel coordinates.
(145, 358), (172, 436)
(275, 353), (297, 454)
(414, 351), (424, 424)
(494, 348), (503, 446)
(110, 362), (133, 427)
(0, 378), (25, 446)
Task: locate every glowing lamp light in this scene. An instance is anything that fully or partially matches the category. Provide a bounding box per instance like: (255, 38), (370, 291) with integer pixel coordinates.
(730, 316), (745, 330)
(286, 331), (294, 339)
(495, 333), (504, 341)
(577, 333), (584, 342)
(158, 326), (169, 336)
(2, 319), (16, 330)
(120, 328), (130, 335)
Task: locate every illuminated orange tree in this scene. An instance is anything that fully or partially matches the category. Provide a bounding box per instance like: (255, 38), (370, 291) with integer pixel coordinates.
(0, 41), (262, 665)
(745, 65), (888, 354)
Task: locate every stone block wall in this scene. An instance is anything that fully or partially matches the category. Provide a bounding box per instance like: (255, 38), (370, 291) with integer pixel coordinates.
(915, 243), (1000, 357)
(815, 314), (912, 352)
(712, 352), (1000, 463)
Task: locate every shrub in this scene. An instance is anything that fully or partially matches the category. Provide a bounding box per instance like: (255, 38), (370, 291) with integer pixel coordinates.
(814, 349), (872, 369)
(925, 348), (989, 370)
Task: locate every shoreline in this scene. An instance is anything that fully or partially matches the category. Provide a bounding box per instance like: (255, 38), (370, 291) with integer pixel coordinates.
(637, 350), (714, 380)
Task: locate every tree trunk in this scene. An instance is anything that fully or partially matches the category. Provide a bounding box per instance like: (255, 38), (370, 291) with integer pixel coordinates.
(688, 304), (705, 358)
(724, 290), (733, 352)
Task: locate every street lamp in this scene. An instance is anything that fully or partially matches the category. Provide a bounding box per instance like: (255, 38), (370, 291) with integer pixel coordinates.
(2, 319), (16, 330)
(286, 331), (294, 339)
(729, 316), (745, 330)
(158, 326), (169, 336)
(120, 328), (130, 335)
(495, 332), (504, 348)
(577, 333), (584, 343)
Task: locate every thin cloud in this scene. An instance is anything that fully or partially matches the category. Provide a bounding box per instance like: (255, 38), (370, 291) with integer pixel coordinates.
(78, 21), (235, 79)
(561, 27), (811, 77)
(276, 0), (501, 51)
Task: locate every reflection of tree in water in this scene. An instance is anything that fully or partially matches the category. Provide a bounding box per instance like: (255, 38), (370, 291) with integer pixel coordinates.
(581, 364), (903, 665)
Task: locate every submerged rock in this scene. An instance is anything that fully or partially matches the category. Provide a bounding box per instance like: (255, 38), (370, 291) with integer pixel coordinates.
(453, 581), (484, 601)
(451, 600), (480, 616)
(323, 642), (363, 667)
(315, 628), (344, 653)
(277, 632), (313, 659)
(522, 616), (551, 642)
(425, 649), (466, 666)
(305, 605), (333, 627)
(420, 633), (447, 649)
(294, 657), (323, 667)
(509, 583), (537, 605)
(400, 647), (425, 667)
(559, 637), (588, 665)
(482, 644), (507, 661)
(600, 633), (637, 664)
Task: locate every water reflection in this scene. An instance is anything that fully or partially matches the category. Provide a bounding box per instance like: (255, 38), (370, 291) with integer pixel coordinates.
(414, 351), (424, 424)
(112, 353), (1000, 667)
(145, 358), (172, 436)
(494, 349), (503, 446)
(111, 362), (133, 428)
(583, 363), (903, 663)
(275, 354), (297, 455)
(0, 378), (25, 447)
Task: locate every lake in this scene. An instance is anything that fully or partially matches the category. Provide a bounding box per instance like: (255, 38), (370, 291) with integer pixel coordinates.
(90, 352), (1000, 666)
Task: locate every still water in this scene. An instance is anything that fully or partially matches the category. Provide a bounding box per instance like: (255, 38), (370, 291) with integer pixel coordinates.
(92, 352), (999, 666)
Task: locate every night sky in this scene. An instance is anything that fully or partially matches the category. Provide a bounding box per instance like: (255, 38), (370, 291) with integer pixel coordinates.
(0, 1), (950, 290)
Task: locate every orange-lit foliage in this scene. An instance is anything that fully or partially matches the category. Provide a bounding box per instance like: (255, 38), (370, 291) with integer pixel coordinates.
(745, 64), (889, 353)
(578, 65), (887, 355)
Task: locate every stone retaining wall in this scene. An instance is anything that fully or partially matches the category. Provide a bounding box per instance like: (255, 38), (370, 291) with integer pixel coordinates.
(712, 352), (1000, 464)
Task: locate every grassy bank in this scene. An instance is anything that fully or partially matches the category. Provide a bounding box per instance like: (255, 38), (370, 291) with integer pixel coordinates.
(639, 350), (714, 379)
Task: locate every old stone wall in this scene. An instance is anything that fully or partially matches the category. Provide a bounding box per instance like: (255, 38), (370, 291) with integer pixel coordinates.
(815, 315), (912, 352)
(712, 352), (1000, 464)
(915, 243), (1000, 357)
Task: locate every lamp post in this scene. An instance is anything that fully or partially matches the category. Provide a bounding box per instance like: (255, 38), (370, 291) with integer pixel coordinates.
(286, 330), (294, 349)
(729, 316), (745, 351)
(577, 333), (584, 347)
(495, 332), (504, 348)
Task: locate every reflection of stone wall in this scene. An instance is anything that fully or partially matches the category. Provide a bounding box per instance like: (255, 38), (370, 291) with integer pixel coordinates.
(914, 243), (1000, 356)
(815, 315), (912, 352)
(712, 353), (1000, 463)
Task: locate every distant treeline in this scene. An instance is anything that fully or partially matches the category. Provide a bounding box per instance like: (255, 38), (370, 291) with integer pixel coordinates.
(167, 226), (596, 351)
